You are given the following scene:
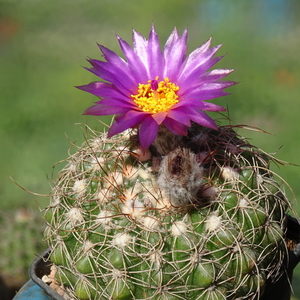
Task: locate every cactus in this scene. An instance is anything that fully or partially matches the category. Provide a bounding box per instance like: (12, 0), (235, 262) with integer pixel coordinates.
(44, 123), (291, 300)
(43, 25), (294, 299)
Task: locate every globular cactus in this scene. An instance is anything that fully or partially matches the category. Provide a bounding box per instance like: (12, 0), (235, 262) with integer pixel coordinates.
(44, 124), (290, 300)
(43, 25), (294, 300)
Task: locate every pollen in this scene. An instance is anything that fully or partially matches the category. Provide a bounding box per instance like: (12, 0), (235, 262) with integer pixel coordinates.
(132, 77), (179, 113)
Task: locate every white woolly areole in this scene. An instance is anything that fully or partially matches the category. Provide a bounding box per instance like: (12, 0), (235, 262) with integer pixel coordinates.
(96, 210), (113, 225)
(51, 195), (60, 206)
(66, 208), (84, 225)
(122, 165), (138, 179)
(128, 183), (143, 195)
(122, 164), (152, 181)
(105, 171), (123, 188)
(205, 213), (222, 232)
(68, 162), (77, 173)
(232, 244), (240, 253)
(113, 233), (132, 248)
(123, 190), (137, 201)
(112, 268), (123, 279)
(122, 198), (145, 219)
(90, 156), (105, 170)
(83, 240), (94, 253)
(239, 198), (249, 208)
(171, 221), (187, 236)
(72, 179), (87, 194)
(139, 181), (162, 206)
(155, 197), (172, 210)
(143, 216), (160, 230)
(221, 167), (238, 181)
(90, 137), (105, 149)
(96, 188), (110, 204)
(136, 168), (152, 180)
(190, 251), (200, 265)
(150, 250), (163, 265)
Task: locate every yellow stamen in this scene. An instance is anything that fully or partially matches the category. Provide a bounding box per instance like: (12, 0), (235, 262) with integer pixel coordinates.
(131, 77), (179, 113)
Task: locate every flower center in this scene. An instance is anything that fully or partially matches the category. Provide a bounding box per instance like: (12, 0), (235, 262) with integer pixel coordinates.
(132, 77), (179, 113)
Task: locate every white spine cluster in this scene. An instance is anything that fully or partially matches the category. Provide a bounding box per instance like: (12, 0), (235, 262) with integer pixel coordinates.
(171, 221), (187, 236)
(66, 208), (84, 226)
(221, 167), (238, 181)
(205, 212), (222, 232)
(122, 197), (145, 220)
(113, 233), (132, 248)
(72, 179), (87, 196)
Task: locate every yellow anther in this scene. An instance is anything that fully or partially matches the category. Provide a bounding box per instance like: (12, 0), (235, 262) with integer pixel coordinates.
(132, 77), (179, 113)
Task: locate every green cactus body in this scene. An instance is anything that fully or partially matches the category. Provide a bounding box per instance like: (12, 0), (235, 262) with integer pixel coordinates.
(44, 124), (290, 300)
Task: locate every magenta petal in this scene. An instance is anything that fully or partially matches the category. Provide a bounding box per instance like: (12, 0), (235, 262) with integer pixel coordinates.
(163, 117), (188, 136)
(166, 109), (191, 126)
(117, 36), (148, 82)
(152, 111), (168, 125)
(123, 109), (147, 120)
(179, 43), (221, 81)
(139, 116), (159, 150)
(164, 28), (188, 81)
(86, 63), (133, 96)
(98, 44), (129, 71)
(98, 98), (135, 107)
(176, 100), (226, 112)
(164, 27), (179, 58)
(201, 101), (226, 112)
(84, 104), (129, 116)
(199, 69), (235, 83)
(147, 25), (164, 79)
(108, 112), (147, 137)
(185, 107), (218, 130)
(192, 81), (237, 91)
(180, 90), (230, 101)
(88, 59), (134, 86)
(176, 38), (211, 77)
(180, 81), (237, 98)
(178, 55), (224, 89)
(132, 29), (148, 69)
(76, 82), (129, 99)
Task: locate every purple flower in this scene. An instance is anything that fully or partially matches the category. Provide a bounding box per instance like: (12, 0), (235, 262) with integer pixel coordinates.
(77, 25), (236, 150)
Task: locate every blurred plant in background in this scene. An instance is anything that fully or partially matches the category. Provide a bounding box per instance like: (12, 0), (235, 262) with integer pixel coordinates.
(0, 208), (45, 297)
(1, 0), (300, 298)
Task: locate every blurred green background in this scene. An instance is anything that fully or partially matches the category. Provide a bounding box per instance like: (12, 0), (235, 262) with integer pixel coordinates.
(1, 0), (300, 298)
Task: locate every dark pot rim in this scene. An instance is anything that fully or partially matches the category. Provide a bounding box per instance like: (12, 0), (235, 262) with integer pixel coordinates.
(30, 249), (65, 300)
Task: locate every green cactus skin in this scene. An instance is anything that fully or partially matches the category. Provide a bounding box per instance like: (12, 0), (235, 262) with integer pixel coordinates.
(43, 124), (291, 300)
